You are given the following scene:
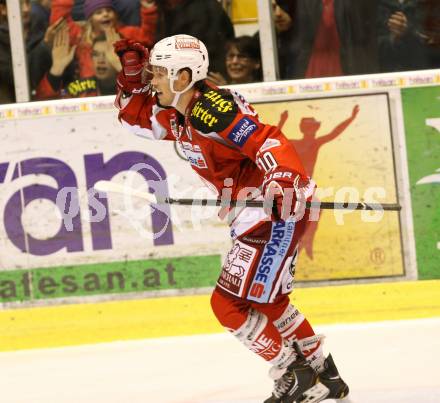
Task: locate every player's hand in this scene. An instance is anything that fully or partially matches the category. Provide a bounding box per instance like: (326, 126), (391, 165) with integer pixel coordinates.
(114, 39), (151, 94)
(262, 170), (309, 221)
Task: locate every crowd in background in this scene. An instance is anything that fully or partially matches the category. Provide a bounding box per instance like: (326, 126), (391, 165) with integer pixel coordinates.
(0, 0), (439, 103)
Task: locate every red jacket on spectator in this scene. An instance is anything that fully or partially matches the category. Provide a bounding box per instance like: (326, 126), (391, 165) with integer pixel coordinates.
(50, 0), (157, 48)
(36, 0), (157, 100)
(36, 68), (99, 99)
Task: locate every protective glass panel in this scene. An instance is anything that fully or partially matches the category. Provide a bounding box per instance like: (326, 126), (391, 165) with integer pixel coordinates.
(274, 0), (440, 81)
(0, 0), (22, 104)
(378, 0), (440, 73)
(30, 0), (149, 101)
(155, 0), (262, 86)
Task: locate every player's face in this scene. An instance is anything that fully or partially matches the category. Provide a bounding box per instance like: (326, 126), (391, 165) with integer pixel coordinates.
(150, 65), (175, 106)
(226, 45), (260, 84)
(90, 7), (117, 31)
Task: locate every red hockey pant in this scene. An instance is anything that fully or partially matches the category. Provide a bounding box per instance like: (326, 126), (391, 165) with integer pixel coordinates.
(211, 217), (320, 364)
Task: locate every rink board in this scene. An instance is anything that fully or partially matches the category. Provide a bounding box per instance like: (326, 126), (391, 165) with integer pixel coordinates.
(255, 93), (403, 281)
(0, 279), (439, 351)
(0, 98), (230, 305)
(0, 70), (437, 311)
(401, 86), (440, 279)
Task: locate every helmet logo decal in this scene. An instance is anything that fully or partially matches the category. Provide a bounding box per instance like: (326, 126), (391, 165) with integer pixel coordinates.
(175, 35), (201, 50)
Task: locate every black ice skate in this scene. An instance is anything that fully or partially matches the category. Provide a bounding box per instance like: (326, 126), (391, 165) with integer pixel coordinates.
(295, 354), (349, 403)
(264, 344), (324, 403)
(317, 354), (349, 400)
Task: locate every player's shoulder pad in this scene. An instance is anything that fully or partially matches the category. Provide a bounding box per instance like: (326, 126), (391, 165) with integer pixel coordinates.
(189, 87), (239, 133)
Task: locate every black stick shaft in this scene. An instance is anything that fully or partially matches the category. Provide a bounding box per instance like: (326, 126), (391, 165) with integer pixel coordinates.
(156, 198), (401, 211)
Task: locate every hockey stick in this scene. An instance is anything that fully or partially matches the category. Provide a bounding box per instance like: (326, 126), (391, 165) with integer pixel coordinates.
(94, 180), (402, 211)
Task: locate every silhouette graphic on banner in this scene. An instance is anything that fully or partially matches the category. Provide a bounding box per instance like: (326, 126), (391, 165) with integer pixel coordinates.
(277, 105), (359, 259)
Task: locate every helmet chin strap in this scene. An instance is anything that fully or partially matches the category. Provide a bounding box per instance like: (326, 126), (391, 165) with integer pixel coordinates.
(170, 92), (182, 108)
(170, 77), (195, 108)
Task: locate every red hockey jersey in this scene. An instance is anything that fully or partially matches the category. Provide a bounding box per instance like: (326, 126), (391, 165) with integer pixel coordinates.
(116, 81), (313, 236)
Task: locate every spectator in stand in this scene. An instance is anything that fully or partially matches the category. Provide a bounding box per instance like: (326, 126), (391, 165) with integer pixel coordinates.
(35, 19), (121, 98)
(1, 0), (58, 101)
(208, 36), (262, 85)
(70, 0), (141, 25)
(52, 0), (157, 47)
(272, 0), (296, 79)
(253, 0), (297, 80)
(0, 0), (14, 103)
(27, 1), (56, 89)
(49, 0), (157, 77)
(0, 0), (32, 103)
(30, 0), (51, 42)
(35, 19), (96, 99)
(35, 0), (157, 99)
(91, 33), (121, 94)
(417, 0), (440, 69)
(290, 0), (379, 78)
(154, 0), (234, 77)
(377, 0), (429, 72)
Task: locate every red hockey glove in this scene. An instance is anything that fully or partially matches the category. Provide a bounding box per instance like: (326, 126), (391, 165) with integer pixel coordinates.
(114, 39), (151, 94)
(262, 169), (310, 221)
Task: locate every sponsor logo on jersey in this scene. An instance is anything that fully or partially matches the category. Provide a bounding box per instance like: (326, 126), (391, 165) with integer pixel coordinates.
(259, 138), (281, 153)
(281, 250), (298, 294)
(190, 88), (238, 133)
(170, 117), (182, 139)
(191, 101), (219, 128)
(203, 90), (234, 113)
(231, 90), (257, 116)
(181, 141), (192, 150)
(179, 141), (208, 169)
(175, 36), (200, 50)
(228, 117), (258, 147)
(248, 219), (295, 303)
(217, 242), (257, 296)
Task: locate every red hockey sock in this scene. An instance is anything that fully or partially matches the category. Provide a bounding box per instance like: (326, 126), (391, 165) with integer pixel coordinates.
(255, 294), (325, 370)
(211, 289), (284, 362)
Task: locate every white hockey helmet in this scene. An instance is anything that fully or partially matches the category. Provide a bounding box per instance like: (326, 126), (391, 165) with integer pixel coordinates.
(149, 34), (209, 94)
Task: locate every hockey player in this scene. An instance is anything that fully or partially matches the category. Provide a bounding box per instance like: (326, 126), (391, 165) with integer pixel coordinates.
(113, 34), (349, 403)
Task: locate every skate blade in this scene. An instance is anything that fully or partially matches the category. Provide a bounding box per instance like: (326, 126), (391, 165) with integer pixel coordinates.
(297, 383), (330, 403)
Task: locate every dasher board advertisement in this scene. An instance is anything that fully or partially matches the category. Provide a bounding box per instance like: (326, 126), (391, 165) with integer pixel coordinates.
(401, 86), (440, 279)
(254, 93), (404, 281)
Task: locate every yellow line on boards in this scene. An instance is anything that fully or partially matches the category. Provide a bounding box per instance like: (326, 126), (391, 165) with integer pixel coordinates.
(1, 280), (439, 352)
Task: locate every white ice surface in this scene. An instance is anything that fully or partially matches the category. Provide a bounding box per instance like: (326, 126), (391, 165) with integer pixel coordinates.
(1, 317), (440, 403)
